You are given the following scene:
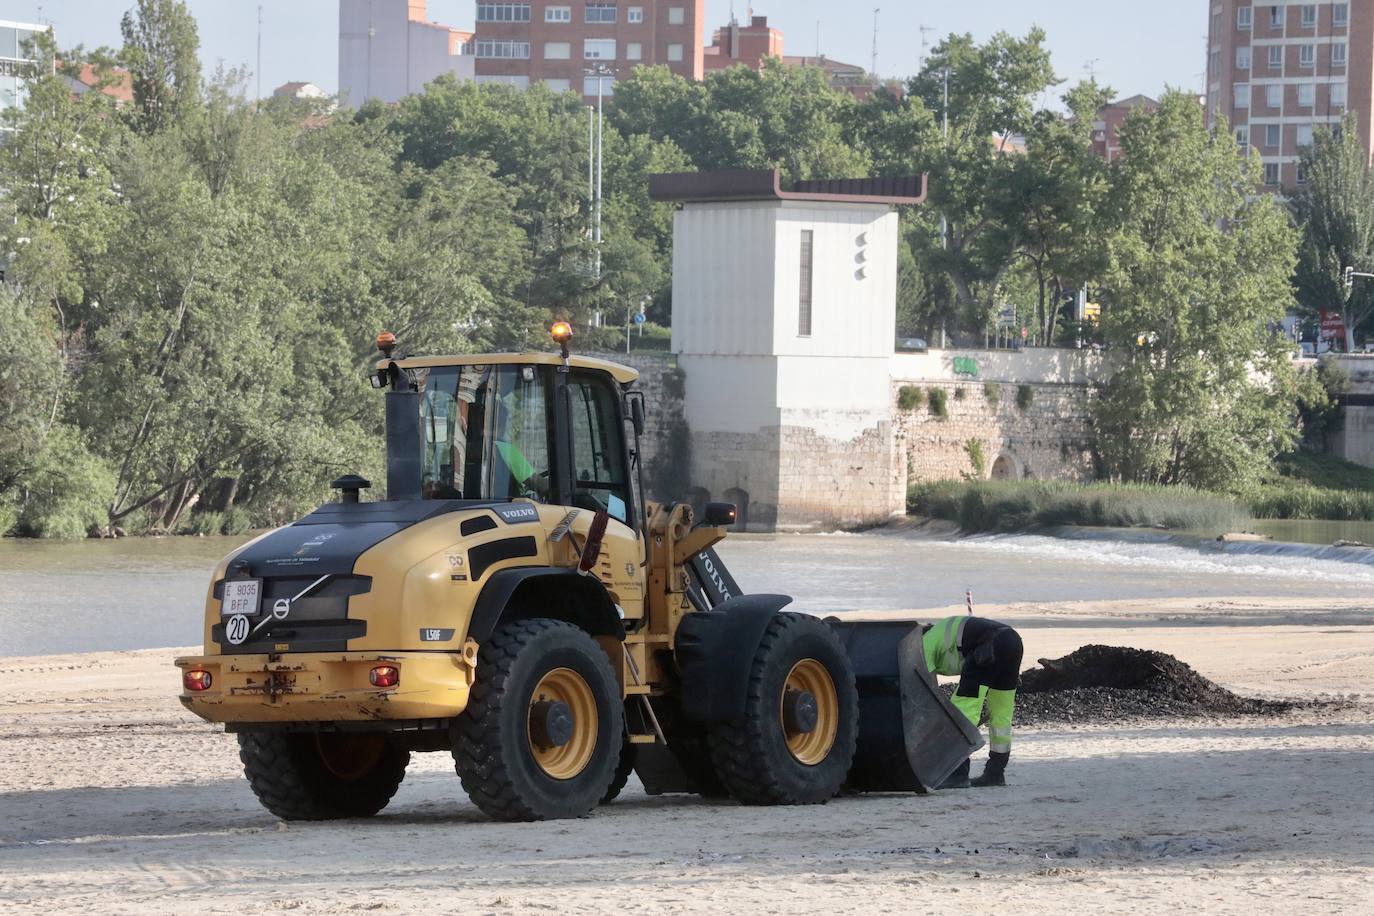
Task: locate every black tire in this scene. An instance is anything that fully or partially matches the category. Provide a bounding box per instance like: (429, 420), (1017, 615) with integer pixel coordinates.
(237, 732), (409, 821)
(707, 612), (859, 805)
(452, 618), (623, 821)
(600, 737), (637, 804)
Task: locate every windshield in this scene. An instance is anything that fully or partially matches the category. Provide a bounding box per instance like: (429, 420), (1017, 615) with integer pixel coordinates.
(416, 365), (552, 501)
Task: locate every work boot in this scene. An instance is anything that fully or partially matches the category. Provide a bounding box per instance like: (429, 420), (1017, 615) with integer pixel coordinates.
(937, 759), (970, 789)
(970, 751), (1009, 787)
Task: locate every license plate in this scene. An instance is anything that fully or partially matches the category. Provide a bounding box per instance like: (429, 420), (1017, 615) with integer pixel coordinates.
(222, 579), (261, 617)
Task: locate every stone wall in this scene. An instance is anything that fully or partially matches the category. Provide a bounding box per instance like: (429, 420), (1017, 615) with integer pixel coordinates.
(586, 351), (691, 501)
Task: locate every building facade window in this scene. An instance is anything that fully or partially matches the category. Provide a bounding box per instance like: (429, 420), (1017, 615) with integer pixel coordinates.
(475, 39), (531, 59)
(1236, 46), (1251, 69)
(1299, 44), (1315, 68)
(1296, 162), (1308, 184)
(1333, 42), (1347, 66)
(544, 78), (572, 92)
(546, 5), (571, 22)
(1300, 4), (1316, 27)
(627, 6), (644, 23)
(584, 38), (616, 59)
(1269, 6), (1284, 28)
(1266, 84), (1282, 108)
(668, 6), (685, 25)
(1334, 4), (1349, 27)
(798, 230), (814, 337)
(585, 3), (617, 24)
(1297, 124), (1313, 147)
(666, 43), (683, 62)
(1238, 6), (1252, 29)
(475, 74), (531, 87)
(1298, 83), (1315, 107)
(583, 75), (615, 96)
(1235, 82), (1250, 108)
(1269, 45), (1283, 69)
(1235, 125), (1249, 148)
(476, 3), (531, 22)
(626, 42), (643, 61)
(1331, 82), (1348, 106)
(1264, 161), (1280, 185)
(544, 41), (571, 60)
(1266, 123), (1281, 147)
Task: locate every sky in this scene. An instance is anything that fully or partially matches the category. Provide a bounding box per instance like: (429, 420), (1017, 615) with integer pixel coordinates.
(14, 0), (1207, 103)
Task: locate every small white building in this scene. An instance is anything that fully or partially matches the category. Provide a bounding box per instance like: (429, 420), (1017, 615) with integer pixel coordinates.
(651, 170), (926, 529)
(338, 0), (474, 108)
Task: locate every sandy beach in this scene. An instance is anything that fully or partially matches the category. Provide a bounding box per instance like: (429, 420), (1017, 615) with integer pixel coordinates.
(2, 595), (1372, 915)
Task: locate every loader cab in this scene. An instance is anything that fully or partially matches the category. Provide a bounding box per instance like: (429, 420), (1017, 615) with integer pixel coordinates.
(377, 334), (643, 528)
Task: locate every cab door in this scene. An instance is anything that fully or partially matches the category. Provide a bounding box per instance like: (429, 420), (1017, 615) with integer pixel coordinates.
(566, 370), (644, 620)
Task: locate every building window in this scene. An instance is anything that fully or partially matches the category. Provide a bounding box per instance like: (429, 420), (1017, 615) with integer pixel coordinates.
(1210, 49), (1220, 75)
(1269, 6), (1283, 28)
(1296, 162), (1309, 184)
(1236, 46), (1251, 70)
(545, 5), (571, 22)
(1301, 4), (1316, 27)
(666, 43), (683, 62)
(1266, 83), (1282, 108)
(798, 230), (814, 337)
(1297, 124), (1313, 147)
(1264, 161), (1280, 185)
(1332, 82), (1348, 106)
(1333, 42), (1347, 66)
(476, 3), (531, 22)
(584, 38), (616, 60)
(1268, 45), (1283, 69)
(1298, 83), (1315, 107)
(628, 6), (643, 23)
(1334, 4), (1349, 27)
(544, 78), (572, 92)
(1299, 44), (1315, 68)
(1234, 82), (1250, 108)
(668, 6), (685, 25)
(475, 74), (531, 87)
(1266, 123), (1281, 147)
(1238, 6), (1252, 29)
(544, 41), (571, 60)
(583, 75), (615, 96)
(1235, 125), (1249, 148)
(626, 42), (642, 61)
(475, 39), (531, 59)
(585, 3), (617, 24)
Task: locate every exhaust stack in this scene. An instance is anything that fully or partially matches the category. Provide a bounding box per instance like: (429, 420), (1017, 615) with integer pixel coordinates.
(377, 332), (423, 502)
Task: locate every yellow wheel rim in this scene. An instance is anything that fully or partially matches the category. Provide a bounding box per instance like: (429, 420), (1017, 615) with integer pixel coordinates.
(780, 659), (839, 766)
(527, 667), (599, 780)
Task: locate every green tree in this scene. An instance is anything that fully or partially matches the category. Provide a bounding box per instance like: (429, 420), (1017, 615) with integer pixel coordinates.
(1291, 116), (1374, 350)
(121, 0), (203, 133)
(1093, 92), (1301, 489)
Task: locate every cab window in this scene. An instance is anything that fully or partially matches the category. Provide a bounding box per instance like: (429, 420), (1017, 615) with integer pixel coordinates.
(569, 372), (631, 522)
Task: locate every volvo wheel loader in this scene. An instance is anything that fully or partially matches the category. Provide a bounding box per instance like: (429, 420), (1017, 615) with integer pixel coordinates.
(175, 325), (980, 822)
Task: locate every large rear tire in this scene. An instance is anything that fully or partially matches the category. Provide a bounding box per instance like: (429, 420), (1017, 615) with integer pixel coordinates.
(707, 613), (859, 805)
(238, 732), (409, 820)
(452, 619), (623, 821)
(600, 737), (637, 804)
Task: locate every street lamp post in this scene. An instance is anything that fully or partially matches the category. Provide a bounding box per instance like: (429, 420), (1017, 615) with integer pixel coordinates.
(584, 63), (616, 282)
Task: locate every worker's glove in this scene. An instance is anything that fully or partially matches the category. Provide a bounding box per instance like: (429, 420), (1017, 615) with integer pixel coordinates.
(971, 640), (996, 667)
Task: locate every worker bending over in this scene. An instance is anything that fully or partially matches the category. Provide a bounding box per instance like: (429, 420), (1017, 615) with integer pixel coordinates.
(923, 615), (1024, 787)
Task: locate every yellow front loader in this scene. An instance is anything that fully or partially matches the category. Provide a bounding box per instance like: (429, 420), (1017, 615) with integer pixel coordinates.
(175, 326), (979, 821)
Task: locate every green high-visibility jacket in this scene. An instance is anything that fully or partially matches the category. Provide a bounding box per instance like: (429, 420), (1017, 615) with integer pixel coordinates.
(923, 615), (969, 677)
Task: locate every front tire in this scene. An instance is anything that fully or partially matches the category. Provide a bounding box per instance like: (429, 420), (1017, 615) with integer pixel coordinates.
(707, 613), (859, 805)
(238, 732), (409, 820)
(453, 619), (623, 821)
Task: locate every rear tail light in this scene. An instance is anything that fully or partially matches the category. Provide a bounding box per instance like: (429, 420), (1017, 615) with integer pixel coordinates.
(370, 665), (400, 688)
(183, 669), (212, 691)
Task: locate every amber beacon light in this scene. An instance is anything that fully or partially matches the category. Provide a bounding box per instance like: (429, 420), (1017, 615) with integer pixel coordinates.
(550, 321), (573, 358)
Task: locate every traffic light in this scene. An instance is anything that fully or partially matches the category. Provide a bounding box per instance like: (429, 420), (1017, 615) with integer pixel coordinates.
(1344, 265), (1354, 291)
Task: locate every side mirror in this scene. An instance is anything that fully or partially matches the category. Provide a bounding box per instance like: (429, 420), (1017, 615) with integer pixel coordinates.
(626, 391), (646, 437)
(702, 502), (737, 528)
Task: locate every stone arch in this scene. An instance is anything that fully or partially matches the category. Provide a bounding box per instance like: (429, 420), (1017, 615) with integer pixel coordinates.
(990, 453), (1020, 480)
(723, 487), (750, 530)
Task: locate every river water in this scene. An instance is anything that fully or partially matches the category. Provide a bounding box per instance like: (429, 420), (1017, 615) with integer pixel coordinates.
(2, 528), (1372, 657)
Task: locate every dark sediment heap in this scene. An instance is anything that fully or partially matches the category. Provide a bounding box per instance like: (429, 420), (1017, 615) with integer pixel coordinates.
(1010, 645), (1293, 726)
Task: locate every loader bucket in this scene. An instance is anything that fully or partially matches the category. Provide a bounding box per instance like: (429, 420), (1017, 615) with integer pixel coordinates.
(827, 619), (984, 793)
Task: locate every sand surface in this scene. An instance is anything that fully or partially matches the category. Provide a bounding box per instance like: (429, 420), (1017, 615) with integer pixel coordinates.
(2, 596), (1372, 914)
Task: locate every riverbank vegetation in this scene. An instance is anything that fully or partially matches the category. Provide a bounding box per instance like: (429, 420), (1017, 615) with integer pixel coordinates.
(0, 1), (1366, 537)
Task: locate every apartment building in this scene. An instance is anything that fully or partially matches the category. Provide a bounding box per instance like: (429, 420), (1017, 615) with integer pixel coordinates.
(0, 19), (47, 133)
(339, 0), (474, 107)
(1206, 1), (1368, 189)
(472, 1), (704, 98)
(703, 15), (782, 73)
